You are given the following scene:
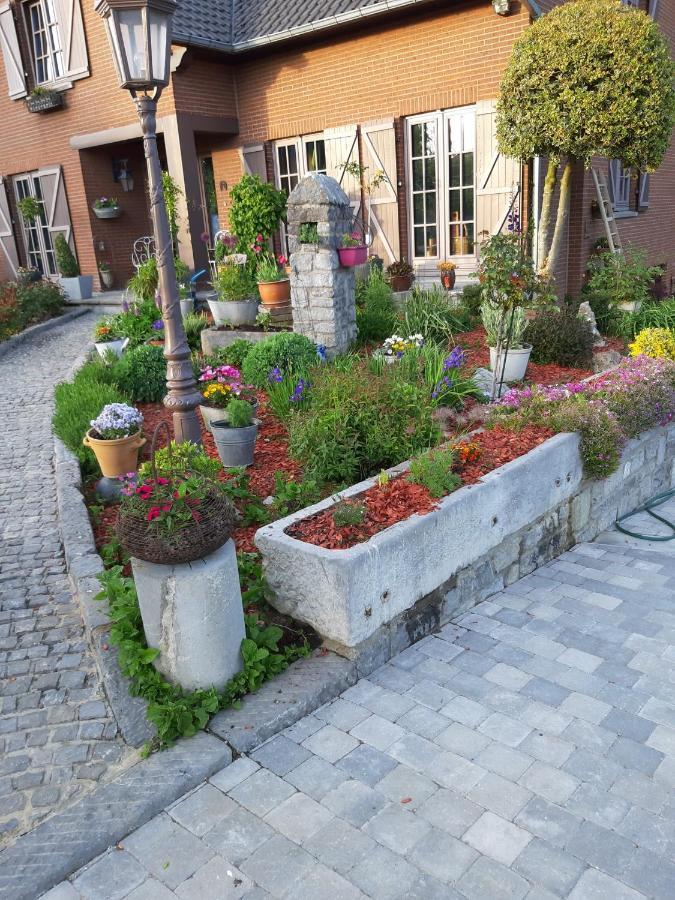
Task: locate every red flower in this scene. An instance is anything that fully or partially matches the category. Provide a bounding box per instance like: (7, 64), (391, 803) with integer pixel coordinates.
(161, 504), (172, 512)
(146, 507), (161, 522)
(136, 484), (153, 499)
(156, 477), (169, 485)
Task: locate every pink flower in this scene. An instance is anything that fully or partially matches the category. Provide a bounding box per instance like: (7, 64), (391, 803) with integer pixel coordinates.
(146, 507), (161, 522)
(256, 234), (263, 242)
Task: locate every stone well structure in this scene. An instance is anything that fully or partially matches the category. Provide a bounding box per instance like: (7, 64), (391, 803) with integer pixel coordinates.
(286, 174), (357, 357)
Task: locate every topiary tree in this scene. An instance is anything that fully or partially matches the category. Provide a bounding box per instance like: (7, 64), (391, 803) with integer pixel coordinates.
(229, 174), (287, 256)
(497, 0), (675, 277)
(54, 233), (80, 277)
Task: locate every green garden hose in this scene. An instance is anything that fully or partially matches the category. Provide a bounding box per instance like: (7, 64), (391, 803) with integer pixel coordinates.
(615, 488), (675, 542)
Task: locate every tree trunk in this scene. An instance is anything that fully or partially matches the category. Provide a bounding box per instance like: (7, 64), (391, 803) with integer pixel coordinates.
(542, 158), (573, 280)
(537, 158), (558, 273)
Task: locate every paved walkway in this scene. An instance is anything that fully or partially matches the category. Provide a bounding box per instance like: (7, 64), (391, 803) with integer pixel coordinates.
(0, 313), (131, 845)
(47, 532), (675, 899)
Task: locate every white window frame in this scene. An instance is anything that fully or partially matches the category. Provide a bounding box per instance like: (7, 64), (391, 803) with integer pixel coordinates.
(26, 0), (64, 85)
(274, 133), (328, 253)
(609, 159), (632, 212)
(14, 172), (57, 276)
(405, 106), (476, 264)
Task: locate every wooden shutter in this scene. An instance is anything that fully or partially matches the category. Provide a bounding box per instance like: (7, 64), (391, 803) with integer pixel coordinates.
(0, 2), (26, 99)
(323, 125), (361, 216)
(0, 177), (19, 278)
(475, 100), (520, 246)
(39, 165), (73, 248)
(240, 144), (268, 180)
(361, 120), (400, 265)
(638, 173), (650, 211)
(53, 0), (89, 80)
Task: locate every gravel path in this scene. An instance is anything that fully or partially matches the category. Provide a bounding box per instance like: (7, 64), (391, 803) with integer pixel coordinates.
(0, 312), (132, 845)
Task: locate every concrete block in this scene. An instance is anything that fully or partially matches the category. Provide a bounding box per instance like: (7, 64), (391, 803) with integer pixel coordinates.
(131, 540), (245, 692)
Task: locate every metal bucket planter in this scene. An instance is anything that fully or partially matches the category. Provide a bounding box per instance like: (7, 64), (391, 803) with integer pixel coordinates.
(93, 206), (120, 219)
(489, 343), (533, 383)
(208, 297), (258, 327)
(94, 337), (129, 359)
(210, 419), (259, 468)
(200, 398), (257, 430)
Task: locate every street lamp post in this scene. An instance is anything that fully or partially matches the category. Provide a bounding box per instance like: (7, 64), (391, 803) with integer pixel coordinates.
(95, 0), (202, 445)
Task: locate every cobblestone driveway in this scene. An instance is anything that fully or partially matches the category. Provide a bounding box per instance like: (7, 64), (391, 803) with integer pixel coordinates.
(0, 314), (131, 845)
(49, 535), (675, 899)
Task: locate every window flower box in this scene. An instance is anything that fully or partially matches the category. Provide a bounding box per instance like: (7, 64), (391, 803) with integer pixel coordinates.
(26, 90), (64, 113)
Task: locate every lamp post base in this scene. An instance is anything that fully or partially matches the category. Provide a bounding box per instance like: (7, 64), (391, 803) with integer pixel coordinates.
(172, 409), (203, 445)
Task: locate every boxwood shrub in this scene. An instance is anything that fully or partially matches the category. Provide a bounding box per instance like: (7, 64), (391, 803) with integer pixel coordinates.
(241, 332), (318, 388)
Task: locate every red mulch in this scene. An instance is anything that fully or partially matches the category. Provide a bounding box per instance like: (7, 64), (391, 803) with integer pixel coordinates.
(286, 424), (554, 550)
(456, 326), (614, 386)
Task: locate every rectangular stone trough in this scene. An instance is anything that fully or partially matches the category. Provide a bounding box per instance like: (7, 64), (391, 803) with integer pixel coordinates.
(255, 433), (584, 660)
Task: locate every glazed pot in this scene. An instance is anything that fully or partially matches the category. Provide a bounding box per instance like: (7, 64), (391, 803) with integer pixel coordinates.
(83, 429), (146, 478)
(258, 279), (291, 308)
(440, 271), (456, 291)
(93, 206), (120, 219)
(489, 343), (533, 383)
(208, 297), (258, 327)
(389, 274), (413, 293)
(338, 246), (367, 267)
(210, 419), (259, 468)
(94, 337), (129, 359)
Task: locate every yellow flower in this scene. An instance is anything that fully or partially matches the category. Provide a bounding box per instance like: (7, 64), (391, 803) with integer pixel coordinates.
(629, 327), (675, 361)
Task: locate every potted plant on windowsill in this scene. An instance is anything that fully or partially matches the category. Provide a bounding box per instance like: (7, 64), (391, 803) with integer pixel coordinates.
(438, 260), (457, 291)
(93, 318), (129, 359)
(255, 251), (291, 308)
(338, 231), (367, 267)
(386, 259), (414, 293)
(26, 87), (64, 113)
(54, 233), (93, 301)
(92, 197), (120, 219)
(83, 403), (146, 478)
(210, 397), (259, 468)
(208, 262), (259, 327)
(98, 261), (114, 289)
(197, 363), (257, 430)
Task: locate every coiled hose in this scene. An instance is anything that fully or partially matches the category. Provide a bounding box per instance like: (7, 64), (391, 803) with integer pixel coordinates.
(615, 488), (675, 542)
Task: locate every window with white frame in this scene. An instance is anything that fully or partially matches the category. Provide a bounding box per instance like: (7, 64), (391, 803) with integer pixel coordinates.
(609, 159), (632, 212)
(27, 0), (64, 85)
(406, 107), (476, 261)
(14, 173), (57, 275)
(274, 134), (327, 196)
(303, 138), (327, 176)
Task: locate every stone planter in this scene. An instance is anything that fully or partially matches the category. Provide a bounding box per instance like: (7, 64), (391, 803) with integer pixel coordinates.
(83, 429), (146, 478)
(131, 540), (245, 691)
(60, 275), (94, 301)
(338, 246), (367, 267)
(210, 419), (259, 468)
(201, 326), (281, 355)
(93, 206), (120, 219)
(258, 279), (291, 308)
(208, 297), (258, 327)
(489, 343), (532, 383)
(94, 337), (129, 359)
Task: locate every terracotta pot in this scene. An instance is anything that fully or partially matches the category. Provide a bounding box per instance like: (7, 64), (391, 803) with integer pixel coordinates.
(389, 274), (413, 293)
(440, 271), (456, 290)
(338, 246), (367, 267)
(83, 429), (146, 478)
(258, 279), (291, 308)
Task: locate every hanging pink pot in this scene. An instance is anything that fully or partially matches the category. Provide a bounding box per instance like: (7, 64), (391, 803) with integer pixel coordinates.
(338, 246), (367, 267)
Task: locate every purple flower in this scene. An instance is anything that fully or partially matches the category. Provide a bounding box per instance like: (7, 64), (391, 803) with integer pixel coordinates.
(152, 319), (164, 330)
(122, 300), (129, 313)
(268, 367), (283, 384)
(443, 346), (465, 370)
(290, 379), (309, 403)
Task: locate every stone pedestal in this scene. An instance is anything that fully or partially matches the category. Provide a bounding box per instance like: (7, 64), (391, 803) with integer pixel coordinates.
(286, 174), (357, 357)
(131, 539), (245, 692)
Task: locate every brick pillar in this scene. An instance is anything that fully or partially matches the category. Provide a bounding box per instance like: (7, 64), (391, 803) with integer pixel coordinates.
(286, 174), (357, 357)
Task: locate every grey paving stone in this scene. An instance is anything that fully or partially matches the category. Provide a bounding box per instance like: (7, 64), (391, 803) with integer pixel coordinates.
(409, 825), (478, 883)
(426, 751), (486, 794)
(284, 754), (347, 800)
(435, 722), (491, 759)
(559, 692), (612, 724)
(175, 855), (252, 899)
(463, 811), (532, 866)
(610, 736), (665, 776)
(387, 733), (441, 773)
(405, 679), (456, 711)
(467, 772), (532, 820)
(250, 735), (312, 776)
(478, 713), (532, 748)
(520, 677), (570, 708)
(396, 705), (448, 739)
(279, 862), (365, 899)
(168, 783), (237, 837)
(519, 732), (573, 767)
(568, 868), (644, 900)
(646, 724), (675, 756)
(320, 778), (388, 827)
(375, 764), (437, 810)
(201, 807), (274, 865)
(39, 884), (81, 900)
(210, 758), (260, 794)
(281, 714), (323, 744)
(336, 743), (397, 787)
(513, 837), (586, 896)
(314, 698), (370, 731)
(565, 782), (631, 829)
(123, 814), (214, 889)
(122, 878), (176, 900)
(440, 695), (489, 728)
(349, 715), (405, 752)
(515, 797), (582, 849)
(361, 686), (416, 722)
(301, 724), (359, 762)
(72, 850), (147, 900)
(616, 806), (675, 858)
(416, 787), (483, 837)
(519, 761), (579, 805)
(407, 872), (465, 899)
(564, 819), (636, 879)
(303, 817), (377, 875)
(610, 772), (666, 814)
(364, 803), (432, 854)
(240, 833), (315, 897)
(348, 843), (420, 900)
(457, 855), (530, 900)
(228, 769), (296, 818)
(474, 743), (534, 780)
(485, 663), (532, 691)
(621, 846), (675, 899)
(264, 791), (333, 844)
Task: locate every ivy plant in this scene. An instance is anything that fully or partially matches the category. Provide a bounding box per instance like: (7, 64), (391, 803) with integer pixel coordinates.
(229, 175), (287, 255)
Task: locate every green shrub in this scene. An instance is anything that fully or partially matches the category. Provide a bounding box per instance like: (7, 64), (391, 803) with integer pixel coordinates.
(182, 312), (209, 352)
(527, 305), (594, 368)
(53, 377), (128, 476)
(408, 447), (461, 498)
(461, 284), (483, 321)
(403, 286), (470, 345)
(213, 264), (257, 301)
(202, 338), (255, 370)
(355, 271), (397, 343)
(114, 344), (167, 402)
(242, 332), (317, 388)
(229, 174), (287, 254)
(138, 441), (222, 481)
(0, 280), (66, 340)
(54, 234), (79, 277)
(227, 397), (254, 427)
(586, 249), (662, 311)
(268, 472), (322, 518)
(127, 258), (158, 302)
(288, 362), (440, 485)
(586, 291), (621, 335)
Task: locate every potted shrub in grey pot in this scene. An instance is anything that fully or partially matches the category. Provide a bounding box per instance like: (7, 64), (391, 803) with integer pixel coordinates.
(208, 262), (259, 327)
(210, 398), (259, 467)
(55, 234), (93, 301)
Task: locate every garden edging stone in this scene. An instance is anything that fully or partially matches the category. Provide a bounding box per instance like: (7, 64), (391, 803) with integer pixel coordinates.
(0, 307), (87, 360)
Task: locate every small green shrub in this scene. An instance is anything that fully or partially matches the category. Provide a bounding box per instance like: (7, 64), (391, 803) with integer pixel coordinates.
(229, 174), (287, 254)
(0, 281), (66, 340)
(527, 305), (594, 368)
(586, 249), (662, 310)
(298, 223), (318, 244)
(332, 500), (366, 527)
(138, 441), (222, 481)
(355, 271), (397, 344)
(227, 397), (254, 427)
(202, 339), (255, 370)
(127, 257), (158, 303)
(586, 291), (621, 335)
(268, 472), (322, 518)
(54, 234), (80, 277)
(550, 397), (625, 479)
(403, 286), (471, 345)
(461, 284), (483, 321)
(213, 264), (257, 301)
(408, 447), (461, 498)
(114, 344), (167, 403)
(53, 377), (128, 476)
(182, 312), (209, 352)
(242, 333), (317, 388)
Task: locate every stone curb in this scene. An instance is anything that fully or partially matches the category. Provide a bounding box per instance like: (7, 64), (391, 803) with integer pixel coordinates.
(0, 307), (88, 360)
(0, 733), (232, 900)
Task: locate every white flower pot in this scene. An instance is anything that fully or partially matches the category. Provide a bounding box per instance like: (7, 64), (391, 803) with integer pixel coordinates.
(208, 297), (258, 327)
(95, 337), (129, 359)
(489, 343), (532, 383)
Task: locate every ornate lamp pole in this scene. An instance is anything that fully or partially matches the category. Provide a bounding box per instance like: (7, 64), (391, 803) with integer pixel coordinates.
(95, 0), (202, 444)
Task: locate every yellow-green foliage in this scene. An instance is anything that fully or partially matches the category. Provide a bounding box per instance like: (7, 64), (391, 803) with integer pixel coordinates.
(629, 327), (675, 361)
(497, 0), (675, 169)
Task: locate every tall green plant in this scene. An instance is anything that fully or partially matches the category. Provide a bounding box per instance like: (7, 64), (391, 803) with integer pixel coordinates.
(54, 234), (80, 277)
(162, 170), (182, 249)
(229, 175), (286, 254)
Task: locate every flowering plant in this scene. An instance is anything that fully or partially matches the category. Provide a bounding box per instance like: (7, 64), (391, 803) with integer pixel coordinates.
(119, 472), (212, 537)
(256, 253), (289, 283)
(90, 404), (142, 440)
(629, 328), (675, 361)
(437, 261), (457, 273)
(431, 346), (467, 400)
(454, 441), (482, 466)
(341, 231), (365, 248)
(381, 333), (424, 358)
(198, 364), (256, 408)
(93, 197), (119, 210)
(386, 259), (414, 277)
(93, 317), (122, 342)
